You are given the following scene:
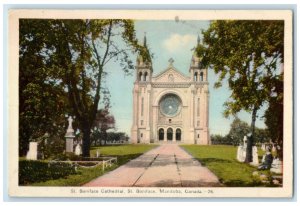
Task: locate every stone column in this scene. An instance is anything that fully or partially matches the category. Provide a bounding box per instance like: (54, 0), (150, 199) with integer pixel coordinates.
(190, 88), (195, 127)
(132, 88), (138, 127)
(152, 106), (158, 142)
(131, 86), (139, 144)
(146, 89), (151, 143)
(164, 130), (167, 142)
(206, 90), (209, 127)
(147, 89), (151, 128)
(65, 116), (75, 153)
(173, 130), (176, 142)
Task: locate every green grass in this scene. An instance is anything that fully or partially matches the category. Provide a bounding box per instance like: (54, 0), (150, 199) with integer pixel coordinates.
(29, 144), (157, 186)
(90, 144), (157, 165)
(181, 145), (272, 187)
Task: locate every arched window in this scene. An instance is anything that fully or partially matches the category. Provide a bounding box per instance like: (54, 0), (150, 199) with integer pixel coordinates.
(194, 72), (198, 81)
(139, 72), (143, 81)
(144, 72), (148, 81)
(200, 72), (204, 81)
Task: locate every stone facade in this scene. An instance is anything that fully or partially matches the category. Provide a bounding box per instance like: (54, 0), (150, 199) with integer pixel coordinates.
(131, 37), (210, 144)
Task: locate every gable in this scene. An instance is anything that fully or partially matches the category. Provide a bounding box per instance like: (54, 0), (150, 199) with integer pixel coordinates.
(152, 67), (190, 83)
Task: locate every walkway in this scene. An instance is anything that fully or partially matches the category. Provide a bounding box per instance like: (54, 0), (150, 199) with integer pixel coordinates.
(84, 144), (221, 187)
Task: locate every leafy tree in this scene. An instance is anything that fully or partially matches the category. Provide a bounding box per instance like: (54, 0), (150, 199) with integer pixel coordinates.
(20, 19), (143, 157)
(264, 73), (283, 159)
(198, 20), (284, 162)
(210, 134), (229, 145)
(254, 127), (271, 144)
(228, 118), (251, 146)
(92, 107), (115, 145)
(19, 20), (70, 156)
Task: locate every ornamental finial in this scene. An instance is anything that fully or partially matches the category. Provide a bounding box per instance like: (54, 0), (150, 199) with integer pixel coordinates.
(168, 58), (174, 66)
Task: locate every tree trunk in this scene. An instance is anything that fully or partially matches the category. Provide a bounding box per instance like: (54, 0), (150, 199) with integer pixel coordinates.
(245, 107), (257, 163)
(104, 131), (107, 145)
(82, 126), (91, 157)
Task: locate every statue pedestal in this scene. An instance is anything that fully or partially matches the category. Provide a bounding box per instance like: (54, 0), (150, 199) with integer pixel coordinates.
(66, 137), (74, 153)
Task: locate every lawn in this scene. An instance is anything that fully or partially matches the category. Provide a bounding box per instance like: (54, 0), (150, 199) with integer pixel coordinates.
(90, 144), (157, 165)
(29, 144), (157, 186)
(181, 145), (272, 187)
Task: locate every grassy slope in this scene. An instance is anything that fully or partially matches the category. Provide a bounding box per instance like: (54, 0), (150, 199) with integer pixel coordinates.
(181, 145), (271, 187)
(31, 144), (157, 186)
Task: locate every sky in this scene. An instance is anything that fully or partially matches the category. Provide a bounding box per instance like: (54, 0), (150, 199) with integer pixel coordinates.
(101, 20), (267, 136)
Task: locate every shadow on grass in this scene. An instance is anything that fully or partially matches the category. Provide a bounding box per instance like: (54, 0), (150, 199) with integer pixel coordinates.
(221, 179), (279, 187)
(198, 158), (232, 166)
(115, 153), (146, 165)
(91, 144), (126, 149)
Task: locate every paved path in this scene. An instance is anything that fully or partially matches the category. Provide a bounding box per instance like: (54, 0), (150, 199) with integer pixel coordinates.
(84, 144), (221, 187)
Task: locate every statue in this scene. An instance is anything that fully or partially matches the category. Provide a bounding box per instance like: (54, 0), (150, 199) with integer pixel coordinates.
(65, 116), (75, 137)
(74, 143), (82, 156)
(65, 116), (75, 153)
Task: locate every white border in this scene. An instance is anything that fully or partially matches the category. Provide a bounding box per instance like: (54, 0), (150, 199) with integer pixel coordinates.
(8, 9), (293, 198)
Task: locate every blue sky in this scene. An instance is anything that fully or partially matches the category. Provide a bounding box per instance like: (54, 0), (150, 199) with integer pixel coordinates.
(101, 20), (267, 136)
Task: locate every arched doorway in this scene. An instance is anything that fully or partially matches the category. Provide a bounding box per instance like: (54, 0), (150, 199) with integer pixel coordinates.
(176, 129), (181, 141)
(167, 128), (173, 141)
(158, 128), (164, 141)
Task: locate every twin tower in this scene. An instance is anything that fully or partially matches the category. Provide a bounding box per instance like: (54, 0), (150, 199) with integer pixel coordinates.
(131, 35), (210, 144)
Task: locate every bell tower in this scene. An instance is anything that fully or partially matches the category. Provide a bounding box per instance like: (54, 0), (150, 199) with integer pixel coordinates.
(131, 34), (153, 144)
(189, 35), (210, 145)
(189, 35), (207, 82)
(135, 34), (152, 83)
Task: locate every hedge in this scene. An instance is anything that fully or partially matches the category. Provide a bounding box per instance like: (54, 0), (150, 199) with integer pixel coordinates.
(19, 160), (77, 185)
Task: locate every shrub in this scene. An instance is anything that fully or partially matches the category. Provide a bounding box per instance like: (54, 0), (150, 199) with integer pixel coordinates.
(19, 160), (77, 185)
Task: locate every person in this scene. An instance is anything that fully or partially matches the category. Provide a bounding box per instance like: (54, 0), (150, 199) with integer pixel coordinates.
(258, 146), (273, 170)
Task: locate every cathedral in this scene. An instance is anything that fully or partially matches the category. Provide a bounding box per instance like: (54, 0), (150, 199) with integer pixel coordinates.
(131, 36), (210, 144)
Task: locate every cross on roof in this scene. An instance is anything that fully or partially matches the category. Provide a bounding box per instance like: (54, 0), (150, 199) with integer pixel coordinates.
(168, 58), (174, 66)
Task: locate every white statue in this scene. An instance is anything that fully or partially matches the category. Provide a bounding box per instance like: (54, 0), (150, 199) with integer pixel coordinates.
(270, 157), (283, 174)
(243, 136), (247, 148)
(251, 146), (259, 166)
(26, 142), (38, 160)
(237, 145), (246, 162)
(74, 144), (82, 156)
(66, 116), (75, 134)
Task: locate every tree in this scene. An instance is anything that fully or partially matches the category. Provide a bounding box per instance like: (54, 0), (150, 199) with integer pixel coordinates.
(20, 19), (144, 157)
(19, 20), (71, 156)
(254, 127), (271, 144)
(264, 73), (283, 159)
(198, 20), (284, 163)
(210, 134), (229, 145)
(228, 118), (251, 146)
(93, 107), (115, 145)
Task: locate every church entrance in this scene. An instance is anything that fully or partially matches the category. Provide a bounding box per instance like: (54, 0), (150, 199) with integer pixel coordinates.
(176, 129), (181, 141)
(167, 128), (173, 141)
(158, 128), (164, 141)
